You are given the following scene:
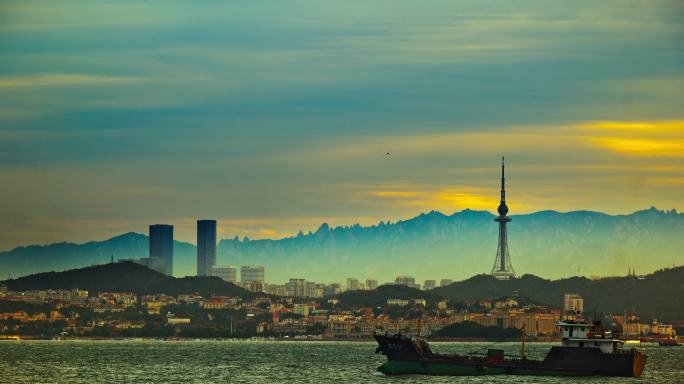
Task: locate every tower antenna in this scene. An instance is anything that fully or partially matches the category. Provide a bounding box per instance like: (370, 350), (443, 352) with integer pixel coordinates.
(491, 157), (515, 279)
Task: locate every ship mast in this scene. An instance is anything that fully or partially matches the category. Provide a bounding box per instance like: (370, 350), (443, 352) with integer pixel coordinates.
(521, 323), (526, 360)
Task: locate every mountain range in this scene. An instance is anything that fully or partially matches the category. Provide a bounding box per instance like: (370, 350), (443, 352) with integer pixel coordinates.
(1, 207), (682, 282)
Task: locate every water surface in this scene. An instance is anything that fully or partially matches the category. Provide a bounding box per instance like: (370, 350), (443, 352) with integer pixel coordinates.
(0, 340), (681, 383)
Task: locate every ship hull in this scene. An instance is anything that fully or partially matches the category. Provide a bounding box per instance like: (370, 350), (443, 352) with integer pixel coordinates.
(378, 360), (591, 376)
(374, 334), (646, 377)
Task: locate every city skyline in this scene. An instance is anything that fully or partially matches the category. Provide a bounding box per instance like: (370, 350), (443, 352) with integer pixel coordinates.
(1, 1), (683, 251)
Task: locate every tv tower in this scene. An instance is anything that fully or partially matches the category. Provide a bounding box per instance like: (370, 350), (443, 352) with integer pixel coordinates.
(491, 157), (516, 279)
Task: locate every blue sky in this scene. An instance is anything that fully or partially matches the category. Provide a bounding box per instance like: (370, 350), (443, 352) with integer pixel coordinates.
(0, 0), (683, 249)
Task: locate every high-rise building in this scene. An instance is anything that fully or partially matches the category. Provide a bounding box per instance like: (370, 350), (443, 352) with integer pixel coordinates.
(346, 278), (359, 291)
(324, 283), (341, 297)
(305, 281), (318, 298)
(197, 220), (217, 276)
(366, 279), (378, 290)
(491, 157), (516, 279)
(241, 266), (265, 283)
(440, 279), (453, 287)
(395, 275), (415, 287)
(286, 278), (306, 297)
(424, 280), (436, 290)
(149, 224), (173, 275)
(315, 283), (326, 298)
(247, 281), (265, 293)
(211, 266), (237, 283)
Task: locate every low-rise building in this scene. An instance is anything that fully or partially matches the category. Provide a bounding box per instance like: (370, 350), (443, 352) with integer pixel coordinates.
(93, 304), (125, 313)
(203, 296), (241, 310)
(387, 299), (410, 306)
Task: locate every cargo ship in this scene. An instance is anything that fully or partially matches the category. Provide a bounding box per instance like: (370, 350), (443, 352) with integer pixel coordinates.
(374, 320), (647, 377)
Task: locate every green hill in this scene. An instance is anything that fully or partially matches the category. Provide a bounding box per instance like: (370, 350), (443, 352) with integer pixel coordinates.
(1, 261), (255, 299)
(433, 266), (684, 323)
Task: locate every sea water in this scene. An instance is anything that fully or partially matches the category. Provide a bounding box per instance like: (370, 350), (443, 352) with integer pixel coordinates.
(0, 340), (682, 383)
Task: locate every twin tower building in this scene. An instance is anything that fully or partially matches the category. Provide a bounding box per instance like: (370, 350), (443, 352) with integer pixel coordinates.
(146, 220), (217, 276)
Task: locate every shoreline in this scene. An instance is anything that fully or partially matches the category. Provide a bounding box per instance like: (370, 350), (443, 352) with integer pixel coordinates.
(2, 335), (561, 342)
(5, 335), (679, 343)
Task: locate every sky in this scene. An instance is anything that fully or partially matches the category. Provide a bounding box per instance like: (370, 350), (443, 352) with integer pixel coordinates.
(0, 0), (683, 250)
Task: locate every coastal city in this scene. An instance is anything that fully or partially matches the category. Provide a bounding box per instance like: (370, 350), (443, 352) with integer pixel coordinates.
(0, 269), (677, 342)
(1, 161), (680, 343)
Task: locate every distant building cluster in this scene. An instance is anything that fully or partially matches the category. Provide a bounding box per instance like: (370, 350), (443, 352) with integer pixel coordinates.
(0, 282), (676, 341)
(112, 218), (463, 298)
(612, 312), (676, 338)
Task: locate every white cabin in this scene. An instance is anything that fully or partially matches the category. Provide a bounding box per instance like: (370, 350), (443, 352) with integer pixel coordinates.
(557, 321), (623, 354)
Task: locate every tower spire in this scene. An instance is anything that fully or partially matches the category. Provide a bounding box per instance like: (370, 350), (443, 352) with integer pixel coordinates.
(492, 156), (515, 279)
(501, 157), (506, 203)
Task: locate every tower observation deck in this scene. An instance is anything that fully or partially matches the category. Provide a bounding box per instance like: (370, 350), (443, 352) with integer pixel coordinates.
(491, 157), (516, 279)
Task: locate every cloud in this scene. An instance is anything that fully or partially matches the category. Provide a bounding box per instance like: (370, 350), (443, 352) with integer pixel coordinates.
(372, 188), (503, 211)
(0, 1), (683, 252)
(0, 74), (140, 88)
(581, 120), (684, 158)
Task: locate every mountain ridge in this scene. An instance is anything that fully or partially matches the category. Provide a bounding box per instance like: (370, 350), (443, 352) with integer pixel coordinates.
(1, 207), (682, 282)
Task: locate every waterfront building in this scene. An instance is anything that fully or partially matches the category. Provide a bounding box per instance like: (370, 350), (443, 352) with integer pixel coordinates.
(149, 224), (174, 275)
(491, 157), (516, 279)
(346, 278), (359, 291)
(366, 279), (378, 290)
(395, 275), (416, 287)
(197, 220), (217, 276)
(423, 280), (436, 290)
(211, 266), (237, 283)
(241, 266), (265, 283)
(623, 322), (652, 337)
(650, 320), (674, 336)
